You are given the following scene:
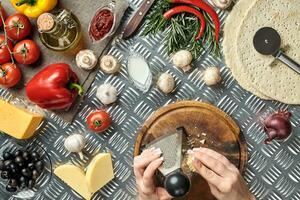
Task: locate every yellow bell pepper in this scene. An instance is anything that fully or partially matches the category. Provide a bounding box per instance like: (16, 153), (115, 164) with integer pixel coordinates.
(10, 0), (57, 18)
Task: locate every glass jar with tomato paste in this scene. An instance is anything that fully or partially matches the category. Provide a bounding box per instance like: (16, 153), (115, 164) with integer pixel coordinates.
(88, 0), (128, 43)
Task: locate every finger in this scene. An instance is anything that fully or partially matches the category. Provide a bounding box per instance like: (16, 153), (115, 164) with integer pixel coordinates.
(208, 183), (222, 199)
(193, 148), (237, 172)
(157, 187), (173, 200)
(141, 147), (156, 156)
(143, 157), (164, 188)
(134, 148), (162, 179)
(189, 150), (231, 177)
(192, 157), (224, 189)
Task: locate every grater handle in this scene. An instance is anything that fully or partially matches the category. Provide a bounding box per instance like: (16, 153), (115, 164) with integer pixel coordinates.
(164, 171), (190, 198)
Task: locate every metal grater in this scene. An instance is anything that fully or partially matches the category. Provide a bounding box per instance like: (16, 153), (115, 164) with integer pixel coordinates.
(146, 128), (187, 176)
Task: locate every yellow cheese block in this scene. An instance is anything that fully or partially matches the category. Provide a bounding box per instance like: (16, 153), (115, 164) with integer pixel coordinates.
(54, 153), (114, 200)
(86, 153), (114, 193)
(54, 164), (92, 200)
(0, 100), (44, 139)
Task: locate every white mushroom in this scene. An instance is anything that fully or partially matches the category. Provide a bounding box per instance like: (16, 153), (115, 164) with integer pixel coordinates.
(76, 50), (98, 70)
(96, 84), (118, 105)
(202, 67), (222, 86)
(157, 73), (175, 94)
(64, 134), (86, 160)
(212, 0), (232, 9)
(172, 50), (193, 72)
(100, 55), (120, 74)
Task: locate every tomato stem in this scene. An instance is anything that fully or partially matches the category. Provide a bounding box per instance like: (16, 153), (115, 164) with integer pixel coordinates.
(16, 0), (37, 6)
(94, 120), (102, 127)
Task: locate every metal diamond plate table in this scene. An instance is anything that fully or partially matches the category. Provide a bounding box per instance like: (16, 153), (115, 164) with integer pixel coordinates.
(0, 0), (300, 200)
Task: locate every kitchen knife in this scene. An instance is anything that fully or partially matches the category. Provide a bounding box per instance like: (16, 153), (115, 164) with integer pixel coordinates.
(122, 0), (155, 39)
(253, 27), (300, 75)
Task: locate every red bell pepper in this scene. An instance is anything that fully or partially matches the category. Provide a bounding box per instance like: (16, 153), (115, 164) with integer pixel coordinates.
(26, 63), (83, 110)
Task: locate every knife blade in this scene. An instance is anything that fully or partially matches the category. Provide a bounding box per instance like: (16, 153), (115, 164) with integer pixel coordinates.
(122, 0), (155, 39)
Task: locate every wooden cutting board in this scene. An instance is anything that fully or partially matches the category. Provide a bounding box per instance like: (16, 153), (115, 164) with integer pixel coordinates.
(134, 101), (248, 200)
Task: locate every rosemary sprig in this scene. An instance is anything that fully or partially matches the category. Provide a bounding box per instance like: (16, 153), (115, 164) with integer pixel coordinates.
(142, 0), (221, 58)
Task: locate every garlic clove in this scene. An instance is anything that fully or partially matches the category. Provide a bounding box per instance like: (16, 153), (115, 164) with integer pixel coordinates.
(76, 50), (98, 70)
(96, 84), (118, 105)
(100, 55), (120, 74)
(64, 134), (86, 160)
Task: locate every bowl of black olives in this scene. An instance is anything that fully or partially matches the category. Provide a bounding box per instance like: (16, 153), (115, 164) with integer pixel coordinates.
(0, 141), (52, 199)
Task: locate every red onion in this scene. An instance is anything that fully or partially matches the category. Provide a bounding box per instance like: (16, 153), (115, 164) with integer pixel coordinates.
(261, 110), (292, 144)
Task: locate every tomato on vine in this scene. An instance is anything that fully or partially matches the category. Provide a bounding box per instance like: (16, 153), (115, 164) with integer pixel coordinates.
(0, 63), (22, 88)
(0, 34), (13, 64)
(14, 39), (40, 65)
(5, 13), (31, 41)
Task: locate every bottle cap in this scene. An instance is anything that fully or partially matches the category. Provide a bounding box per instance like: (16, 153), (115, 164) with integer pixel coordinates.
(37, 13), (55, 32)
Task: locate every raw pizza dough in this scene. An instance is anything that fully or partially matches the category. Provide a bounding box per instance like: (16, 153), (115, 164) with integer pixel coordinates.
(222, 0), (271, 100)
(236, 0), (300, 104)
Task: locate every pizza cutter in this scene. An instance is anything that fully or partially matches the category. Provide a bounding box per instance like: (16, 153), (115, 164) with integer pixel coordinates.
(253, 27), (300, 74)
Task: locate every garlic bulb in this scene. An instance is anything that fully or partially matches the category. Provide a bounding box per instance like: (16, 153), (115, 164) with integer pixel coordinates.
(100, 55), (120, 74)
(76, 50), (98, 70)
(157, 73), (175, 94)
(172, 50), (193, 72)
(202, 67), (222, 86)
(212, 0), (232, 9)
(64, 134), (86, 159)
(96, 84), (118, 105)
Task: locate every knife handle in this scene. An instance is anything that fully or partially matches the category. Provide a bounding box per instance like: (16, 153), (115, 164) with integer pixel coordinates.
(123, 0), (155, 38)
(276, 51), (300, 75)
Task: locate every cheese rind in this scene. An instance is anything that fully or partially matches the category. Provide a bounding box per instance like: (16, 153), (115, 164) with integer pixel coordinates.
(0, 100), (43, 139)
(86, 153), (114, 193)
(54, 164), (92, 200)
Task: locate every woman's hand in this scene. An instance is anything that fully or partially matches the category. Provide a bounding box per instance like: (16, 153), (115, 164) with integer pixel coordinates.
(188, 148), (255, 200)
(134, 148), (173, 200)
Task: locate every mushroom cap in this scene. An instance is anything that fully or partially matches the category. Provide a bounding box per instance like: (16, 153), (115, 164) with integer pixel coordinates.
(203, 67), (222, 86)
(172, 50), (193, 68)
(157, 73), (175, 94)
(212, 0), (232, 9)
(100, 55), (120, 74)
(76, 49), (98, 70)
(96, 84), (118, 105)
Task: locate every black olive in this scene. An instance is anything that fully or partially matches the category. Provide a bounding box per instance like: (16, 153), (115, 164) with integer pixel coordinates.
(22, 151), (31, 162)
(30, 152), (40, 162)
(1, 171), (10, 179)
(15, 156), (25, 167)
(14, 150), (23, 157)
(35, 161), (44, 173)
(6, 184), (17, 192)
(27, 162), (35, 170)
(3, 151), (13, 161)
(32, 170), (40, 180)
(9, 179), (18, 187)
(21, 168), (32, 178)
(19, 176), (28, 188)
(27, 179), (35, 189)
(0, 160), (4, 170)
(3, 160), (13, 170)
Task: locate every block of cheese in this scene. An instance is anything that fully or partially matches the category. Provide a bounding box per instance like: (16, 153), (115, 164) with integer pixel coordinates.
(0, 99), (44, 139)
(86, 153), (114, 193)
(54, 164), (92, 200)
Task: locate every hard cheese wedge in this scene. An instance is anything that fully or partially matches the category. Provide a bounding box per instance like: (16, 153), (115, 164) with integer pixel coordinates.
(86, 153), (114, 193)
(54, 164), (92, 200)
(54, 153), (114, 200)
(0, 99), (44, 139)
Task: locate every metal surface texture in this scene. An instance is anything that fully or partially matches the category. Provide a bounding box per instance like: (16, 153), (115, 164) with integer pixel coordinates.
(0, 0), (300, 199)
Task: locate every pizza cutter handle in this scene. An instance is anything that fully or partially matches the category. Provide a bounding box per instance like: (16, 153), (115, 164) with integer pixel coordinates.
(275, 50), (300, 75)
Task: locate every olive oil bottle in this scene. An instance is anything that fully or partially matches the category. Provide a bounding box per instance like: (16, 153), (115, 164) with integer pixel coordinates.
(37, 10), (81, 52)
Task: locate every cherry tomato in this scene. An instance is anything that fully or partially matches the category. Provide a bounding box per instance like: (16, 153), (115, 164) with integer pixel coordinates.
(14, 40), (41, 65)
(0, 5), (7, 29)
(5, 13), (31, 41)
(86, 110), (112, 133)
(0, 63), (22, 88)
(0, 35), (13, 64)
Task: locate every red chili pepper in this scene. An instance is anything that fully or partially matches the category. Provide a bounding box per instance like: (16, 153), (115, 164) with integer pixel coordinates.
(26, 63), (83, 110)
(163, 5), (206, 41)
(169, 0), (220, 43)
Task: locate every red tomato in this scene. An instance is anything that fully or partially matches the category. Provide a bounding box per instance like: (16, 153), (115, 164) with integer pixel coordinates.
(0, 5), (7, 29)
(14, 40), (41, 65)
(0, 35), (13, 64)
(86, 110), (112, 133)
(0, 63), (22, 88)
(5, 13), (31, 41)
